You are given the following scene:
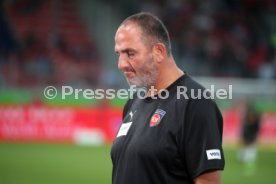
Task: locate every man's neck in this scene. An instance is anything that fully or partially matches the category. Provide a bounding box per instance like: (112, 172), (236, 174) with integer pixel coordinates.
(147, 59), (184, 96)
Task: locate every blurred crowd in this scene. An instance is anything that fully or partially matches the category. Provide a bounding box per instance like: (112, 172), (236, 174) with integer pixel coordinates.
(0, 0), (101, 88)
(0, 0), (276, 88)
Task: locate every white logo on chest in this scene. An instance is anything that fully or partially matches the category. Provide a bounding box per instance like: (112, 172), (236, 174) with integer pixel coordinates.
(129, 110), (136, 121)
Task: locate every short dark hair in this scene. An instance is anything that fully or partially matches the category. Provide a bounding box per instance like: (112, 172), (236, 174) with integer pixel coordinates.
(122, 12), (171, 55)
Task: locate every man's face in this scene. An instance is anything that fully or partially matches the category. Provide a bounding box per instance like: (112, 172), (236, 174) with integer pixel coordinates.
(114, 22), (158, 88)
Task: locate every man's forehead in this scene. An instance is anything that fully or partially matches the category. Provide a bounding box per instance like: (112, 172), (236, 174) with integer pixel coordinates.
(116, 22), (141, 38)
(114, 21), (151, 53)
(119, 22), (135, 31)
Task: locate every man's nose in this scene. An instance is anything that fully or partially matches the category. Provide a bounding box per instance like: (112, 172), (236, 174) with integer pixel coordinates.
(118, 55), (129, 71)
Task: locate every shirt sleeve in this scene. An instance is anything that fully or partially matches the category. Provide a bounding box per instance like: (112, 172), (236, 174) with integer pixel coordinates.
(177, 98), (225, 179)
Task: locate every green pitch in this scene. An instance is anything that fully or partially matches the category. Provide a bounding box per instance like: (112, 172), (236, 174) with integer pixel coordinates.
(0, 143), (275, 184)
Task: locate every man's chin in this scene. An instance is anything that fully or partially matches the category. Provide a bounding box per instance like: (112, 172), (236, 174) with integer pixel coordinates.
(127, 78), (145, 88)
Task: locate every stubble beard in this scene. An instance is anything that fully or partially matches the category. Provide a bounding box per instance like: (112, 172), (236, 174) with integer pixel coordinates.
(126, 60), (158, 90)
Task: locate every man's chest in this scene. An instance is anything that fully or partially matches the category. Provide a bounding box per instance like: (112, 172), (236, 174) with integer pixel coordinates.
(113, 100), (185, 161)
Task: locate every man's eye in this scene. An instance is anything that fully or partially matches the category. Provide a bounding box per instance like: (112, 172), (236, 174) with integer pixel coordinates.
(128, 52), (135, 57)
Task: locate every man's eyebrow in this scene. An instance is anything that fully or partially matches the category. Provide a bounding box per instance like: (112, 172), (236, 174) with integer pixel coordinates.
(115, 48), (136, 54)
(124, 48), (136, 53)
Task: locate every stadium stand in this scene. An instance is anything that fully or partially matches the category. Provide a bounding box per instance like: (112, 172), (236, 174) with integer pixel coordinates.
(1, 0), (275, 89)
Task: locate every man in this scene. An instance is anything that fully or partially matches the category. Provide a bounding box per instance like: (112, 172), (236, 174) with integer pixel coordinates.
(237, 100), (261, 175)
(111, 12), (225, 184)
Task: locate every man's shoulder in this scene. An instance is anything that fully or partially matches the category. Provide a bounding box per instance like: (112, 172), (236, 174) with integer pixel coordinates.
(174, 75), (220, 108)
(170, 75), (207, 98)
(179, 75), (206, 90)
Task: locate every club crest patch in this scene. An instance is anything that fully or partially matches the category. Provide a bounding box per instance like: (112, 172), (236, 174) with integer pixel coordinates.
(150, 109), (166, 127)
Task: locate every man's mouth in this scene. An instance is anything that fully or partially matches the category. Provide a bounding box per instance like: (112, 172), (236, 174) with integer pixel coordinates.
(124, 71), (135, 78)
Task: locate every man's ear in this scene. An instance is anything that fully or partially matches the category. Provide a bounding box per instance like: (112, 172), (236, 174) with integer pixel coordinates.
(153, 43), (167, 63)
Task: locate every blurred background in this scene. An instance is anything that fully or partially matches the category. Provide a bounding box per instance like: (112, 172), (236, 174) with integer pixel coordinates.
(0, 0), (275, 183)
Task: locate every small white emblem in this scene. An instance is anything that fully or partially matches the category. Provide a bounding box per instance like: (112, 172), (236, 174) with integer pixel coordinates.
(117, 122), (132, 137)
(129, 110), (136, 120)
(206, 149), (221, 160)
